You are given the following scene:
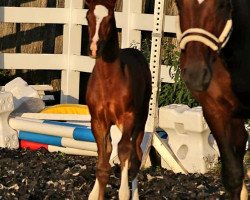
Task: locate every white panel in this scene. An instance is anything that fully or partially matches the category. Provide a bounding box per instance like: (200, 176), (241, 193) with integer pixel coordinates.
(0, 8), (177, 31)
(164, 16), (177, 33)
(0, 7), (69, 24)
(121, 0), (142, 49)
(71, 55), (95, 73)
(131, 14), (177, 33)
(0, 54), (66, 70)
(160, 65), (175, 83)
(61, 0), (83, 104)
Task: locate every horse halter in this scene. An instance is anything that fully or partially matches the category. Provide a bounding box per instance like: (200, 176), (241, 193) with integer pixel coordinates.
(176, 16), (233, 52)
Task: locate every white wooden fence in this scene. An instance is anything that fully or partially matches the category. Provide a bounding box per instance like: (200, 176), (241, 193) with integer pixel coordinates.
(0, 0), (177, 104)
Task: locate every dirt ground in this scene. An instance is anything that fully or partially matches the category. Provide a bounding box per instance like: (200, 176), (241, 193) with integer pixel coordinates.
(0, 148), (249, 200)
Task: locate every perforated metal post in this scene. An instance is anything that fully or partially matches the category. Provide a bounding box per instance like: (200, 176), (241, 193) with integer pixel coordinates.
(141, 0), (166, 168)
(146, 0), (165, 132)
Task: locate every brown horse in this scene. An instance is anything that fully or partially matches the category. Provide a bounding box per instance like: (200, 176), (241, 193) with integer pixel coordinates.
(85, 0), (152, 199)
(176, 0), (250, 199)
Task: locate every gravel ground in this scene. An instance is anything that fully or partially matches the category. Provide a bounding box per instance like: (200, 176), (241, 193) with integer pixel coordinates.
(0, 148), (249, 200)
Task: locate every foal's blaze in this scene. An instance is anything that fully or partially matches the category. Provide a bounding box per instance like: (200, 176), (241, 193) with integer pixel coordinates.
(176, 0), (249, 199)
(86, 0), (152, 199)
(87, 4), (109, 58)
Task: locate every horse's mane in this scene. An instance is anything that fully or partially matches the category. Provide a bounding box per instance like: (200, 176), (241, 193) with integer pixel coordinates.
(222, 0), (250, 110)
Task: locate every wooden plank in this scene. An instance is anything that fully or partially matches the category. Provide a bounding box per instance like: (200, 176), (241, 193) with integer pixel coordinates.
(0, 7), (177, 33)
(0, 54), (66, 70)
(71, 55), (95, 73)
(0, 7), (69, 24)
(131, 13), (177, 33)
(161, 65), (175, 83)
(30, 85), (53, 91)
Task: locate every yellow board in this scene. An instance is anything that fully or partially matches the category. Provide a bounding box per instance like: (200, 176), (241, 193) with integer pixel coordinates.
(41, 104), (90, 115)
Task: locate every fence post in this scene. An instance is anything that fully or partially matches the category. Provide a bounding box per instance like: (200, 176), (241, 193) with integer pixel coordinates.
(61, 0), (83, 103)
(146, 0), (166, 132)
(121, 0), (143, 49)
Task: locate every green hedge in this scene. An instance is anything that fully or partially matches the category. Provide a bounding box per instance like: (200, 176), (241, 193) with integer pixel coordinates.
(141, 38), (199, 108)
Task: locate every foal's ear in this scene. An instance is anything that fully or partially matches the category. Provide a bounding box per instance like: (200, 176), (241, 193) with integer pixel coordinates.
(85, 0), (93, 6)
(107, 0), (117, 9)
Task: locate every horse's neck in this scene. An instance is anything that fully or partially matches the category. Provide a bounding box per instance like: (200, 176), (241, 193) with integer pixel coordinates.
(95, 58), (122, 78)
(101, 18), (120, 63)
(231, 0), (250, 33)
(93, 18), (123, 76)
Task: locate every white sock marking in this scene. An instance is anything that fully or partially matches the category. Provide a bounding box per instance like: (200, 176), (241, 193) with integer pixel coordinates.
(240, 181), (248, 200)
(119, 159), (130, 200)
(88, 179), (100, 200)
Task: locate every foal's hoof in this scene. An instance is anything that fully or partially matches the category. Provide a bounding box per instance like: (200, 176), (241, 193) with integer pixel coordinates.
(88, 192), (99, 200)
(240, 182), (248, 200)
(118, 188), (130, 200)
(132, 188), (139, 200)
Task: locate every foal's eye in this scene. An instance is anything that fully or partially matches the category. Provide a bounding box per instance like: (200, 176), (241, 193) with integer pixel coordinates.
(217, 0), (230, 11)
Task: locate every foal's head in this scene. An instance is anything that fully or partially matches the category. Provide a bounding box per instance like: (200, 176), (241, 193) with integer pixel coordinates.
(86, 0), (117, 58)
(176, 0), (232, 91)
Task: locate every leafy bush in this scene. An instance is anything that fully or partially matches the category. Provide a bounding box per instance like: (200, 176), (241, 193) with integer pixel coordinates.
(141, 38), (199, 108)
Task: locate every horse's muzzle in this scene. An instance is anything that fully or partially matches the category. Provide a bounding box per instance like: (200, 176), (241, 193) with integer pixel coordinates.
(182, 66), (212, 91)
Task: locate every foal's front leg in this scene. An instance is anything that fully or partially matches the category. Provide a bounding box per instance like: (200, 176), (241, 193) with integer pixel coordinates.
(117, 116), (135, 200)
(89, 119), (112, 200)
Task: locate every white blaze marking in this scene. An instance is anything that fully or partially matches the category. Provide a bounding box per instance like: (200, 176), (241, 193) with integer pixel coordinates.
(93, 5), (108, 42)
(90, 5), (109, 57)
(197, 0), (205, 4)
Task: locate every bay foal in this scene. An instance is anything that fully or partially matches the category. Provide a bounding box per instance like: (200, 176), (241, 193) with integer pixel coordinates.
(176, 0), (250, 199)
(85, 0), (152, 199)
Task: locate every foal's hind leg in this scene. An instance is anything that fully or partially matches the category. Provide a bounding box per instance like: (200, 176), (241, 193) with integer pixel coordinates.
(89, 119), (112, 200)
(130, 129), (144, 200)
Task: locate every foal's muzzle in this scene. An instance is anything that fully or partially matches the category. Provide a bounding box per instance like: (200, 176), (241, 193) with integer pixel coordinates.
(89, 41), (98, 58)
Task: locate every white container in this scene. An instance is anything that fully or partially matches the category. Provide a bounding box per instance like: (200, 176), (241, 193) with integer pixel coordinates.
(5, 77), (45, 113)
(0, 92), (19, 148)
(159, 104), (219, 173)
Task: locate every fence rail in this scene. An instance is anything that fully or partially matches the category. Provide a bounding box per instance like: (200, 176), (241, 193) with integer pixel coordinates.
(0, 0), (177, 103)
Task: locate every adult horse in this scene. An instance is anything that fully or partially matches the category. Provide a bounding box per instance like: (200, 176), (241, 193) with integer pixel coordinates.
(176, 0), (250, 199)
(85, 0), (152, 199)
